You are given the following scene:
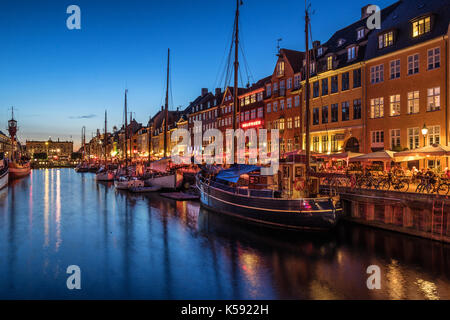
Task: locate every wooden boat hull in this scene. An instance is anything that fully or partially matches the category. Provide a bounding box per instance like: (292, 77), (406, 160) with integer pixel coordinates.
(146, 172), (183, 190)
(95, 171), (115, 181)
(196, 177), (342, 231)
(0, 169), (8, 190)
(9, 162), (31, 179)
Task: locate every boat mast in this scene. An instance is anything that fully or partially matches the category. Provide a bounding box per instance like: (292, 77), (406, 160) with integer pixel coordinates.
(82, 126), (86, 162)
(232, 0), (241, 164)
(304, 4), (311, 195)
(104, 110), (107, 164)
(164, 48), (170, 159)
(8, 107), (17, 161)
(124, 89), (128, 166)
(129, 111), (133, 160)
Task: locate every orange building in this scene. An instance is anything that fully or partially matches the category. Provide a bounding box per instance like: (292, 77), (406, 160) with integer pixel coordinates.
(364, 0), (449, 169)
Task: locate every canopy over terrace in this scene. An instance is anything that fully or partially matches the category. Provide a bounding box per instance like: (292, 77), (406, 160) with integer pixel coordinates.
(316, 151), (364, 166)
(349, 150), (396, 170)
(394, 144), (450, 169)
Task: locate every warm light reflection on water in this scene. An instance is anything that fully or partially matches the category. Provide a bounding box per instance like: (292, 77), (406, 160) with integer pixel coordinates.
(0, 168), (448, 299)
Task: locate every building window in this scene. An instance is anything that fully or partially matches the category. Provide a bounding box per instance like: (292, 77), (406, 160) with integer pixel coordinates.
(322, 135), (329, 153)
(312, 136), (320, 152)
(287, 98), (292, 109)
(273, 82), (278, 93)
(287, 139), (292, 152)
(266, 84), (272, 96)
(287, 78), (292, 89)
(341, 101), (349, 121)
(357, 28), (365, 40)
(277, 61), (285, 76)
(294, 96), (300, 107)
(347, 46), (356, 60)
(428, 125), (440, 145)
(370, 64), (384, 84)
(257, 92), (263, 101)
(322, 78), (328, 95)
(317, 47), (323, 56)
(327, 56), (333, 70)
(353, 68), (361, 88)
(353, 99), (361, 120)
(342, 72), (349, 91)
(428, 48), (440, 70)
(407, 91), (419, 114)
(266, 103), (271, 113)
(245, 111), (250, 121)
(294, 75), (301, 89)
(370, 97), (384, 118)
(408, 54), (419, 75)
(310, 62), (316, 75)
(280, 100), (285, 110)
(378, 31), (394, 49)
(331, 135), (338, 152)
(427, 87), (440, 111)
(313, 108), (319, 125)
(273, 101), (278, 112)
(390, 59), (400, 79)
(408, 127), (420, 150)
(390, 129), (401, 149)
(313, 81), (319, 98)
(322, 106), (328, 124)
(331, 76), (338, 93)
(287, 117), (293, 129)
(371, 131), (384, 145)
(294, 116), (300, 128)
(390, 94), (401, 116)
(251, 109), (256, 119)
(279, 118), (285, 130)
(412, 16), (431, 38)
(331, 104), (338, 122)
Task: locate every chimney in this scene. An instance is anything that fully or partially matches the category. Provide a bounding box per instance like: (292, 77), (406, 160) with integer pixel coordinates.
(201, 88), (208, 96)
(312, 40), (320, 48)
(161, 105), (163, 111)
(361, 4), (373, 19)
(215, 88), (221, 96)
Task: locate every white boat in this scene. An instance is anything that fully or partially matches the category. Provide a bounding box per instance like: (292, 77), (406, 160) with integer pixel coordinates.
(114, 176), (145, 190)
(0, 162), (8, 190)
(145, 171), (184, 190)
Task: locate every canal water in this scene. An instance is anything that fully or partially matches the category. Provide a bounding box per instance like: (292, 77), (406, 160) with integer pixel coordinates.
(0, 168), (448, 299)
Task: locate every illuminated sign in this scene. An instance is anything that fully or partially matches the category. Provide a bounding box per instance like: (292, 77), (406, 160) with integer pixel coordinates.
(241, 120), (262, 129)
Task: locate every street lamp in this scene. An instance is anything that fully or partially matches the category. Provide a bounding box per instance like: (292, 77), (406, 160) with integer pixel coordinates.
(421, 124), (428, 147)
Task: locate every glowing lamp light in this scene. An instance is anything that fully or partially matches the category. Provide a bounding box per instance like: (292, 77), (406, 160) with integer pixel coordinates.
(421, 124), (428, 136)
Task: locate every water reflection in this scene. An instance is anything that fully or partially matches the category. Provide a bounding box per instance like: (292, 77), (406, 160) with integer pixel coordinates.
(0, 169), (448, 299)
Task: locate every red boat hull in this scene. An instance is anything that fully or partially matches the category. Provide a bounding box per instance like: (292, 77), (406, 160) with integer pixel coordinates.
(9, 162), (31, 180)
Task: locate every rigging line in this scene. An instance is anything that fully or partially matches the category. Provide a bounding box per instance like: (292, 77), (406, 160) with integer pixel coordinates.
(223, 16), (237, 90)
(239, 42), (254, 86)
(214, 15), (236, 90)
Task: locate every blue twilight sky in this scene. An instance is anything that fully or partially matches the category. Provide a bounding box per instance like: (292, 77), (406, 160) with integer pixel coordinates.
(0, 0), (395, 149)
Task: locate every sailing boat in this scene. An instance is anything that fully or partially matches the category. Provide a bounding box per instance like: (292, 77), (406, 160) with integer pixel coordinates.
(8, 108), (31, 180)
(96, 110), (115, 181)
(145, 49), (183, 190)
(195, 2), (342, 231)
(114, 90), (144, 190)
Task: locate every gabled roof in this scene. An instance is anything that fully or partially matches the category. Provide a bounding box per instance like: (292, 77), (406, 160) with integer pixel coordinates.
(240, 75), (271, 96)
(365, 0), (450, 60)
(279, 49), (305, 74)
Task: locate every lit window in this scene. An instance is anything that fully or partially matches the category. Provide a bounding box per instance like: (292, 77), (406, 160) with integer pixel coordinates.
(371, 130), (384, 145)
(390, 94), (400, 116)
(408, 127), (420, 150)
(277, 61), (285, 76)
(321, 135), (329, 153)
(294, 116), (300, 128)
(412, 16), (431, 37)
(370, 97), (384, 118)
(327, 56), (333, 70)
(407, 91), (420, 114)
(287, 117), (293, 129)
(378, 31), (394, 49)
(427, 87), (440, 111)
(428, 125), (440, 145)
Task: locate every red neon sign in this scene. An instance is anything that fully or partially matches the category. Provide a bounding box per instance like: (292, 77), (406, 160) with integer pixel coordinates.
(241, 120), (262, 129)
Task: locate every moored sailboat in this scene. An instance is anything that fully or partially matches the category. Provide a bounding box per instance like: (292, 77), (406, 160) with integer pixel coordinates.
(7, 108), (31, 180)
(196, 1), (342, 231)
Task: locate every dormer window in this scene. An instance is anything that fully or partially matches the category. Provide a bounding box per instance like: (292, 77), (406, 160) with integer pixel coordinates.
(310, 62), (316, 75)
(277, 61), (285, 77)
(337, 38), (345, 47)
(347, 46), (356, 60)
(357, 29), (365, 40)
(412, 16), (431, 37)
(378, 31), (394, 49)
(317, 47), (323, 56)
(327, 56), (333, 70)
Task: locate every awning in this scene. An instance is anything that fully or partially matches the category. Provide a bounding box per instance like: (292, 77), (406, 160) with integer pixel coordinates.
(316, 151), (364, 160)
(394, 144), (450, 158)
(216, 164), (261, 183)
(349, 150), (396, 162)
